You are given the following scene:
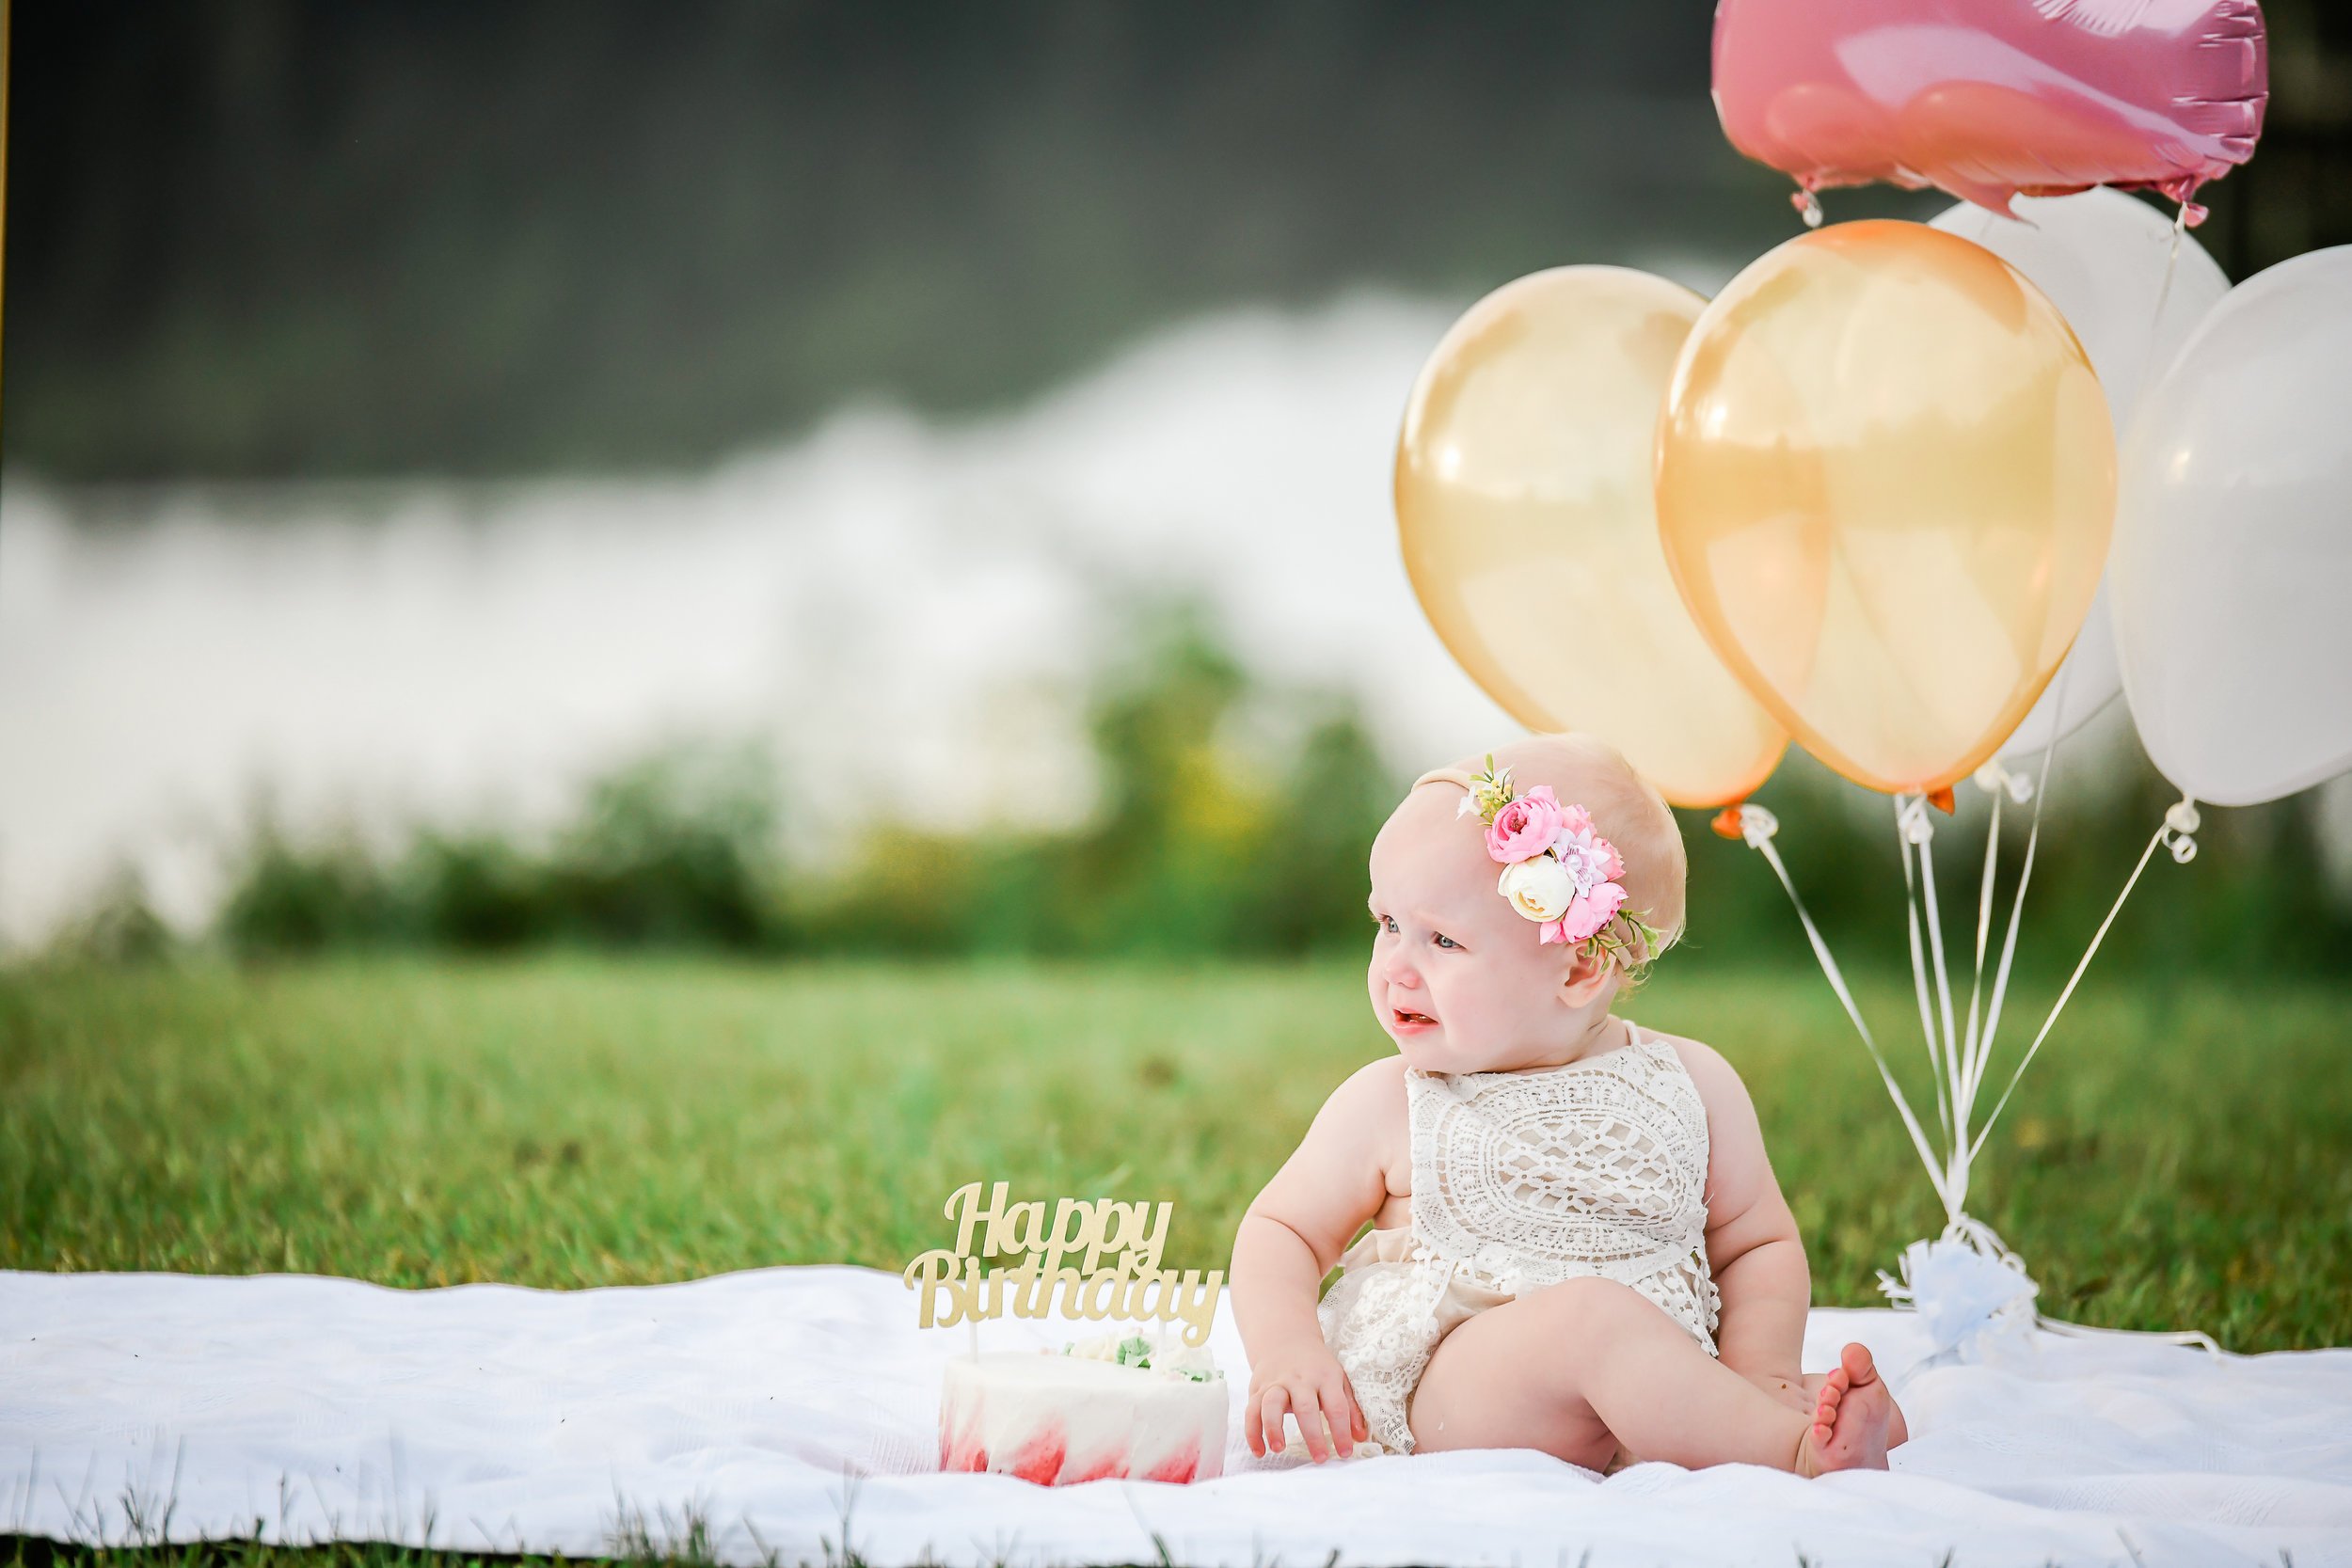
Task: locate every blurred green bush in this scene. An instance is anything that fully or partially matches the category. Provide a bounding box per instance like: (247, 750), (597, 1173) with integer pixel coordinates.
(191, 594), (1403, 963)
(65, 593), (2348, 977)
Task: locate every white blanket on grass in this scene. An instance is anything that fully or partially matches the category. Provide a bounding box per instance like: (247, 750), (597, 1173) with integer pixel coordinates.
(5, 1265), (2350, 1568)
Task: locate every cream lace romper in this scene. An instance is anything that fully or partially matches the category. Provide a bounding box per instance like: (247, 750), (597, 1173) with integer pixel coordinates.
(1315, 1021), (1723, 1455)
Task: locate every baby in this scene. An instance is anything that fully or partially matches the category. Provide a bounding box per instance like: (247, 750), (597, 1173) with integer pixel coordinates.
(1230, 733), (1904, 1475)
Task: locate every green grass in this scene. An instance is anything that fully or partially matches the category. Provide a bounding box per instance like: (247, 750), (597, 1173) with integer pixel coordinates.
(5, 956), (2348, 1350)
(0, 1513), (841, 1568)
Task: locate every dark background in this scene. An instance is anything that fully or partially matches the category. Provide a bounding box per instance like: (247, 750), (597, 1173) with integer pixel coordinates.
(11, 0), (2347, 482)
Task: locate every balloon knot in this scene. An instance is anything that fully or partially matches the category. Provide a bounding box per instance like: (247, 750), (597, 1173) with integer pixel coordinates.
(1973, 762), (2033, 803)
(2164, 796), (2201, 863)
(1713, 802), (1779, 847)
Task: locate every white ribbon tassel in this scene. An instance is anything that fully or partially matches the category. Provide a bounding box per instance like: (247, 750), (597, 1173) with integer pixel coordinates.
(1877, 1226), (2040, 1364)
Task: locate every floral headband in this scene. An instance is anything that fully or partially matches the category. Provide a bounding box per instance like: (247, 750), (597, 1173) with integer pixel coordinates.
(1414, 754), (1672, 975)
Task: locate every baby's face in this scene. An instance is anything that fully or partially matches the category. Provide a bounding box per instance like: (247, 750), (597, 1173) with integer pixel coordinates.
(1364, 786), (1590, 1073)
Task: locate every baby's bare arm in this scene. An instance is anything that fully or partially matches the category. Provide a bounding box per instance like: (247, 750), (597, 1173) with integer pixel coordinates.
(1230, 1056), (1401, 1458)
(1676, 1038), (1811, 1386)
(1232, 1056), (1401, 1344)
(1677, 1038), (1912, 1448)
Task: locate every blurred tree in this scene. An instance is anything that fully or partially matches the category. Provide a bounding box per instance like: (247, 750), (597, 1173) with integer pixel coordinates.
(1, 0), (1820, 480)
(540, 741), (786, 949)
(185, 593), (2352, 974)
(218, 812), (409, 956)
(42, 867), (177, 968)
(1069, 596), (1263, 956)
(1245, 701), (1405, 956)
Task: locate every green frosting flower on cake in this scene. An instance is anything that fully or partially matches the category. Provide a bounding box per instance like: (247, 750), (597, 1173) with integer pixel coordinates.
(1059, 1331), (1222, 1381)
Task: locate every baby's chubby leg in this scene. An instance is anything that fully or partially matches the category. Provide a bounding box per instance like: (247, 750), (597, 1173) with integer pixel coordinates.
(1600, 1368), (1909, 1471)
(1408, 1277), (1888, 1474)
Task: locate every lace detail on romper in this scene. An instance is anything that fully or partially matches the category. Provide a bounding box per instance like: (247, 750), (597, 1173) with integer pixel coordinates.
(1316, 1022), (1721, 1456)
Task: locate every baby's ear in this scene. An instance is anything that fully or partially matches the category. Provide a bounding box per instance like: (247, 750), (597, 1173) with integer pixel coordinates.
(1556, 946), (1616, 1007)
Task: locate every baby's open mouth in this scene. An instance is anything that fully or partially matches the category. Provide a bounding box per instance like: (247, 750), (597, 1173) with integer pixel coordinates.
(1392, 1007), (1437, 1026)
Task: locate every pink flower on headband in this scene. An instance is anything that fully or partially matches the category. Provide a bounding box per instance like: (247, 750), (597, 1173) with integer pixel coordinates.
(1543, 881), (1629, 944)
(1485, 785), (1565, 864)
(1549, 813), (1626, 891)
(1452, 752), (1668, 971)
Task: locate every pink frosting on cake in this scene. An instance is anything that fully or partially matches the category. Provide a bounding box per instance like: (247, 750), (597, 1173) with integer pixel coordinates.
(937, 1350), (1227, 1485)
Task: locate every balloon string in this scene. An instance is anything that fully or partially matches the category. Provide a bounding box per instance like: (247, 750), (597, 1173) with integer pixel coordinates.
(1912, 804), (1962, 1139)
(1900, 799), (1977, 1220)
(1746, 829), (1950, 1212)
(1965, 652), (2074, 1125)
(2129, 199), (2191, 421)
(1958, 786), (2002, 1138)
(2034, 1313), (2222, 1358)
(2148, 207), (2185, 362)
(1967, 818), (2170, 1165)
(1894, 803), (1954, 1157)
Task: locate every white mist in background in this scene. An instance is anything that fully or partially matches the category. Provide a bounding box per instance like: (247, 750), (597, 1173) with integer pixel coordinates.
(6, 281), (2343, 949)
(0, 294), (1500, 945)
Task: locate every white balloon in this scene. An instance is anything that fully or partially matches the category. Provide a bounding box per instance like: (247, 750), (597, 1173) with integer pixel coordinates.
(1931, 190), (2229, 766)
(2004, 578), (2121, 761)
(2113, 245), (2352, 808)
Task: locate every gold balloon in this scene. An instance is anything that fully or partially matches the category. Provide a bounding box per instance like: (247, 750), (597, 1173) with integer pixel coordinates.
(1396, 266), (1788, 808)
(1655, 221), (2114, 797)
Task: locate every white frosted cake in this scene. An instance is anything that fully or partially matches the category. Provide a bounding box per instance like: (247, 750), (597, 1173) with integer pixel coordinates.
(937, 1334), (1229, 1484)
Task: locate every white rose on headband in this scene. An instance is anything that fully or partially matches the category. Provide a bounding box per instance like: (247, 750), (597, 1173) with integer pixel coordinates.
(1498, 854), (1576, 923)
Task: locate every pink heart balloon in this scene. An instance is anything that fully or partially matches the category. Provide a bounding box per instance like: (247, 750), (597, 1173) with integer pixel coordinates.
(1712, 0), (2267, 224)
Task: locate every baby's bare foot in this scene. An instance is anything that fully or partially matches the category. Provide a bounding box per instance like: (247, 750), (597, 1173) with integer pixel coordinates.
(1796, 1342), (1892, 1476)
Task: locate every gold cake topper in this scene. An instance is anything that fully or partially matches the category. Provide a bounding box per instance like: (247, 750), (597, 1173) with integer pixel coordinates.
(902, 1180), (1226, 1347)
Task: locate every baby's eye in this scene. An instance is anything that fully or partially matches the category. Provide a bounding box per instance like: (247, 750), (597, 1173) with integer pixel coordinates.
(1433, 933), (1461, 950)
(1375, 913), (1400, 935)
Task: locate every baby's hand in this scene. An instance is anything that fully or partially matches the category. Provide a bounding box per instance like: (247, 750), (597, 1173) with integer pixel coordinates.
(1246, 1338), (1370, 1462)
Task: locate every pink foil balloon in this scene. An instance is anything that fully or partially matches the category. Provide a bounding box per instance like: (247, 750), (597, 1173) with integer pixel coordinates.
(1712, 0), (2267, 224)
